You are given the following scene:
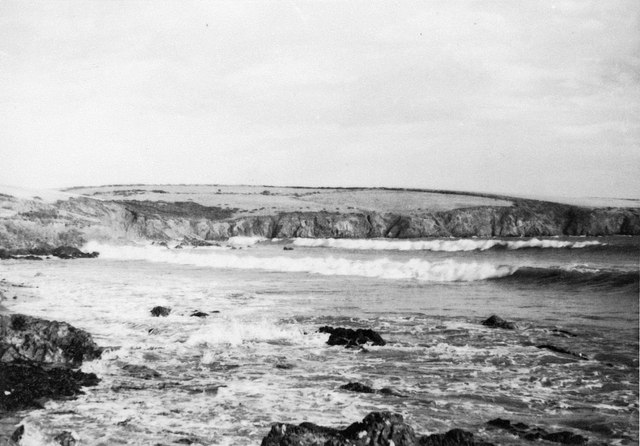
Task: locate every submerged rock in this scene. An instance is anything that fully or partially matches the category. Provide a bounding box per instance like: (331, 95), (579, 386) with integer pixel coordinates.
(150, 306), (171, 317)
(487, 418), (588, 445)
(51, 246), (99, 259)
(11, 425), (24, 443)
(481, 315), (516, 330)
(340, 382), (404, 397)
(340, 382), (375, 393)
(0, 246), (98, 261)
(0, 314), (102, 366)
(318, 326), (386, 347)
(261, 411), (493, 446)
(0, 361), (100, 412)
(536, 344), (588, 360)
(54, 431), (78, 446)
(190, 311), (208, 318)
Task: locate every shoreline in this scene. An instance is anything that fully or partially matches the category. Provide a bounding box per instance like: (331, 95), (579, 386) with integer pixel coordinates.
(1, 185), (639, 253)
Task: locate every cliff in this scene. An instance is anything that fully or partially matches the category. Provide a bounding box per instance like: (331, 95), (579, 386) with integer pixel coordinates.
(1, 188), (639, 250)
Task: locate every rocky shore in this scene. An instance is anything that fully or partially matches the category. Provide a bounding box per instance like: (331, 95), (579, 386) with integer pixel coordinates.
(0, 297), (609, 445)
(261, 411), (589, 446)
(0, 313), (102, 444)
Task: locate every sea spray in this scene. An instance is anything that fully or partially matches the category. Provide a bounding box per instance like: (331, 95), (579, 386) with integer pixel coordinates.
(84, 241), (515, 282)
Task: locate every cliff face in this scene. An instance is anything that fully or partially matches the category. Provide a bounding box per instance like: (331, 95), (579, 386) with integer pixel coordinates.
(1, 194), (639, 249)
(100, 199), (640, 241)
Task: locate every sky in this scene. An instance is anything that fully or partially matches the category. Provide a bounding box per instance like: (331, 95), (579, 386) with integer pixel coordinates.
(1, 1), (639, 198)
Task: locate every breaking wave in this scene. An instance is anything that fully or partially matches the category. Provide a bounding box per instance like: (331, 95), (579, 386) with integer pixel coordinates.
(493, 265), (638, 289)
(84, 242), (514, 282)
(291, 238), (602, 252)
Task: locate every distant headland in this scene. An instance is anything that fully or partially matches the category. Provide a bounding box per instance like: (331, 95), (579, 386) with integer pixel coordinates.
(1, 184), (639, 251)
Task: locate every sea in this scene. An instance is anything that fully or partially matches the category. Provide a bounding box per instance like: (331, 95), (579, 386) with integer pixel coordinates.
(1, 236), (638, 445)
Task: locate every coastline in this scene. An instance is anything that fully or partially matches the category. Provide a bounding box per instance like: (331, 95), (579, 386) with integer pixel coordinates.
(0, 187), (638, 444)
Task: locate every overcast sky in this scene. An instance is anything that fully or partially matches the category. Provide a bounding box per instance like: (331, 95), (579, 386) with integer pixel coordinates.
(1, 1), (638, 198)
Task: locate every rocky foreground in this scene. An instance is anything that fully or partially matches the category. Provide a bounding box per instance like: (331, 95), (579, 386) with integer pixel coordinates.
(261, 411), (589, 446)
(1, 187), (639, 250)
(0, 313), (102, 444)
(0, 311), (596, 445)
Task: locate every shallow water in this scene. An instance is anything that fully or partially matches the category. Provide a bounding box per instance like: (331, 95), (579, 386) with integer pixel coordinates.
(1, 236), (638, 445)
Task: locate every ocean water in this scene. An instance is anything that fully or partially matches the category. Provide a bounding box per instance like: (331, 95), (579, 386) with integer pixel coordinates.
(1, 236), (638, 445)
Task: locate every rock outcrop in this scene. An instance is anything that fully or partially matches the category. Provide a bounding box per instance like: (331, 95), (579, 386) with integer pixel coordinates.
(0, 245), (98, 260)
(319, 326), (386, 347)
(340, 382), (404, 396)
(0, 361), (99, 412)
(481, 315), (516, 330)
(150, 306), (171, 317)
(261, 412), (494, 446)
(0, 314), (102, 416)
(0, 314), (103, 366)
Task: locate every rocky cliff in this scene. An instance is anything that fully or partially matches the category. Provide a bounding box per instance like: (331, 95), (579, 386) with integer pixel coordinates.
(1, 192), (638, 249)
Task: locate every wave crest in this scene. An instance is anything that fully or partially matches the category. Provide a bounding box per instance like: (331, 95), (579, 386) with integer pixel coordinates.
(291, 238), (602, 252)
(84, 242), (514, 282)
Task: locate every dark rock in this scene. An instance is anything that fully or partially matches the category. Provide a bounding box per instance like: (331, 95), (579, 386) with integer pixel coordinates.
(262, 412), (416, 446)
(275, 363), (294, 370)
(262, 412), (493, 446)
(419, 428), (495, 446)
(343, 412), (419, 445)
(487, 418), (587, 445)
(542, 431), (589, 445)
(0, 249), (13, 260)
(318, 326), (386, 347)
(486, 418), (511, 430)
(0, 361), (100, 412)
(536, 344), (588, 360)
(11, 425), (24, 443)
(0, 314), (103, 366)
(151, 306), (171, 317)
(481, 315), (516, 330)
(190, 311), (208, 318)
(54, 431), (78, 446)
(339, 382), (404, 397)
(51, 246), (99, 259)
(340, 382), (375, 393)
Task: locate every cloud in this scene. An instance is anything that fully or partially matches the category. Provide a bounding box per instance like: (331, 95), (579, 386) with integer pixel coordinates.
(0, 0), (638, 197)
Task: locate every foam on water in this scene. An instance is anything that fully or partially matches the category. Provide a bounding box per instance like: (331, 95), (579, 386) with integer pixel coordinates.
(292, 237), (602, 251)
(84, 241), (514, 282)
(227, 236), (269, 247)
(186, 318), (320, 348)
(2, 237), (636, 445)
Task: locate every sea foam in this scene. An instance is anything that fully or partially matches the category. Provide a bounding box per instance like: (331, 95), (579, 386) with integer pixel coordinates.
(84, 242), (514, 282)
(292, 238), (602, 251)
